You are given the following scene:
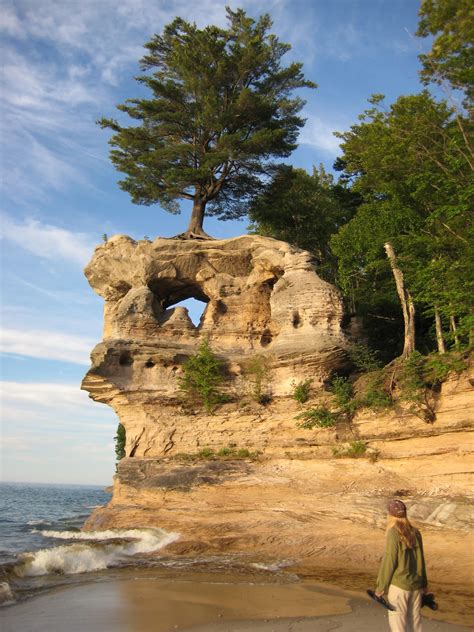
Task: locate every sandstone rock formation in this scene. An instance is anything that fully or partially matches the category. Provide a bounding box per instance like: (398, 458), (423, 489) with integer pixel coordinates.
(82, 234), (348, 457)
(82, 234), (473, 627)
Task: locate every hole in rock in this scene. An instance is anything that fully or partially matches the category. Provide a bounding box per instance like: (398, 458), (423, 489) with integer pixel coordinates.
(260, 330), (273, 347)
(172, 297), (207, 326)
(147, 279), (209, 327)
(145, 359), (155, 368)
(292, 311), (301, 328)
(119, 351), (133, 366)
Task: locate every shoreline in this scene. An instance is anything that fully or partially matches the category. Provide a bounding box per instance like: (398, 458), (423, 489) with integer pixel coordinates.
(2, 569), (472, 632)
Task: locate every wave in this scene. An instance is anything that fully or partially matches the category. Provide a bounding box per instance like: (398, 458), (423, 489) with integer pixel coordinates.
(13, 527), (179, 577)
(250, 560), (293, 572)
(27, 520), (52, 527)
(0, 582), (15, 606)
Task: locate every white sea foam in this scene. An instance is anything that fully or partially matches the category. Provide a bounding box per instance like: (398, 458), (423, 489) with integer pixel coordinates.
(0, 582), (15, 606)
(27, 520), (52, 526)
(14, 528), (179, 577)
(251, 560), (293, 572)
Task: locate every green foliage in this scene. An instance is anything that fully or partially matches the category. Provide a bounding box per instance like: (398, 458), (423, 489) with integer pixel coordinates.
(177, 446), (259, 461)
(248, 165), (359, 282)
(332, 91), (473, 356)
(332, 441), (367, 458)
(296, 406), (337, 429)
(179, 340), (226, 413)
(348, 344), (383, 372)
(417, 0), (474, 106)
(395, 349), (469, 422)
(423, 351), (467, 384)
(197, 447), (215, 458)
(291, 378), (312, 404)
(114, 423), (126, 464)
(357, 370), (393, 410)
(241, 355), (271, 404)
(330, 376), (353, 410)
(396, 352), (436, 422)
(359, 386), (393, 410)
(98, 8), (315, 234)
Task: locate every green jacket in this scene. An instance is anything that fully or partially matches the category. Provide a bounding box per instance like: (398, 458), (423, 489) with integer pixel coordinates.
(376, 527), (428, 593)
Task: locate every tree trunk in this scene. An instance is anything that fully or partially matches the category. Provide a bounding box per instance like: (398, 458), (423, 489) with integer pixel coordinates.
(384, 242), (415, 358)
(174, 195), (214, 240)
(188, 197), (206, 234)
(434, 307), (446, 354)
(450, 315), (460, 348)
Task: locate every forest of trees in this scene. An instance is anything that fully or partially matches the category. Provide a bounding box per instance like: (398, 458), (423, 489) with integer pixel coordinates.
(249, 0), (473, 361)
(101, 0), (472, 364)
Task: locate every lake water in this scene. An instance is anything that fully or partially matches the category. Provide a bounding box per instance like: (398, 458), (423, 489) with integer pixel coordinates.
(0, 482), (179, 605)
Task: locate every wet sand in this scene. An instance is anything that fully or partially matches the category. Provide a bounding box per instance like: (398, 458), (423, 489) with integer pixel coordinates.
(2, 572), (471, 632)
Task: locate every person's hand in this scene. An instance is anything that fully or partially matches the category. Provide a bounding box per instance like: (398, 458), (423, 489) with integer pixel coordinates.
(375, 590), (384, 598)
(422, 585), (429, 594)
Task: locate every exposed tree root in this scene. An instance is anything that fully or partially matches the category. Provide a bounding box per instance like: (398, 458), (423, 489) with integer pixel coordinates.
(171, 230), (216, 240)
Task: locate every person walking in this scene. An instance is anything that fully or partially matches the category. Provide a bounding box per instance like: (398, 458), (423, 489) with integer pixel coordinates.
(375, 499), (428, 632)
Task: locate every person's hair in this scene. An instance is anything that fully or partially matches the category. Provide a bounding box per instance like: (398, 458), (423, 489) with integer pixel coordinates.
(387, 515), (418, 549)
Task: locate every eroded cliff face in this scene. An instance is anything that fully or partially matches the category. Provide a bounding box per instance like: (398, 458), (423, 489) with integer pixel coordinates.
(82, 235), (474, 618)
(82, 234), (348, 457)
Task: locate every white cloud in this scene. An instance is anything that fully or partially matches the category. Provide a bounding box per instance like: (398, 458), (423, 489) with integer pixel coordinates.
(0, 4), (24, 37)
(0, 214), (96, 266)
(14, 278), (93, 305)
(299, 114), (344, 154)
(0, 328), (95, 364)
(0, 381), (91, 408)
(0, 379), (118, 484)
(0, 0), (323, 204)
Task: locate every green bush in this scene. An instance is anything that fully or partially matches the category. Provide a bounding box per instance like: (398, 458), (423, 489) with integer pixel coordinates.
(197, 447), (215, 458)
(236, 448), (253, 458)
(396, 352), (435, 422)
(177, 446), (259, 460)
(333, 440), (367, 458)
(292, 378), (312, 404)
(296, 406), (337, 429)
(357, 370), (393, 410)
(348, 344), (383, 372)
(114, 423), (126, 463)
(423, 352), (467, 385)
(241, 355), (271, 404)
(179, 340), (226, 413)
(216, 446), (233, 457)
(330, 376), (353, 410)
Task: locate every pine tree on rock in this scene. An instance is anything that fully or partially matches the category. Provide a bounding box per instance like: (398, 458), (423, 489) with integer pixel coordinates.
(98, 8), (316, 239)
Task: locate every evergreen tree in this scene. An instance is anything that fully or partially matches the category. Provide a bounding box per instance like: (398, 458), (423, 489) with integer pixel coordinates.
(248, 165), (359, 282)
(179, 339), (226, 413)
(114, 423), (126, 463)
(99, 8), (315, 238)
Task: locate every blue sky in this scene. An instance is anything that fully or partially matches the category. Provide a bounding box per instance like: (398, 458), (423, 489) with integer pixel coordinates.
(0, 0), (428, 485)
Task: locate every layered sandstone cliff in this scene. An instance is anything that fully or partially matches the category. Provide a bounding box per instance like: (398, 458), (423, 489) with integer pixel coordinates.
(82, 234), (473, 624)
(82, 234), (348, 457)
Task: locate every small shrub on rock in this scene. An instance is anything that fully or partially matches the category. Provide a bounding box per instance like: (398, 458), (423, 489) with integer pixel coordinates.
(181, 446), (260, 460)
(197, 447), (215, 458)
(333, 440), (367, 458)
(330, 376), (354, 411)
(241, 355), (271, 404)
(348, 344), (383, 372)
(179, 339), (226, 413)
(296, 406), (337, 429)
(114, 423), (126, 465)
(291, 378), (312, 404)
(356, 370), (393, 410)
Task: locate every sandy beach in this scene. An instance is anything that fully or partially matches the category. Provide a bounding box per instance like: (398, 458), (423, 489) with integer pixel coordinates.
(2, 572), (471, 632)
